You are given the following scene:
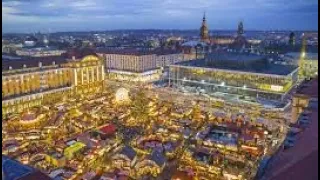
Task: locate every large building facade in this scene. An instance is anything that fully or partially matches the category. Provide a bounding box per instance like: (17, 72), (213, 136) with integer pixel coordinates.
(97, 48), (188, 82)
(97, 49), (160, 82)
(169, 53), (299, 103)
(2, 50), (104, 116)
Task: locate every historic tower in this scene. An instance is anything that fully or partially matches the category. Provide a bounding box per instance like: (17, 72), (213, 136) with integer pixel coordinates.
(289, 32), (296, 46)
(237, 21), (244, 36)
(200, 12), (210, 42)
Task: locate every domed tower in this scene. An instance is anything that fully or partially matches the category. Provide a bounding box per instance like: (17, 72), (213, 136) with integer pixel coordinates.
(200, 12), (210, 42)
(289, 32), (296, 46)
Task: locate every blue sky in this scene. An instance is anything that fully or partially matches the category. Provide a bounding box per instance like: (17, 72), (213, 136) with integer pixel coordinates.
(2, 0), (318, 33)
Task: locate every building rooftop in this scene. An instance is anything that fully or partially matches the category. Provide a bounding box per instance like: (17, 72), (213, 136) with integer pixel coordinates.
(64, 48), (97, 59)
(206, 52), (266, 62)
(173, 55), (298, 76)
(2, 48), (98, 71)
(96, 47), (181, 56)
(181, 40), (208, 47)
(148, 150), (166, 167)
(48, 151), (64, 159)
(2, 155), (34, 180)
(285, 52), (318, 60)
(99, 124), (116, 135)
(171, 170), (193, 180)
(17, 46), (63, 52)
(119, 146), (137, 160)
(2, 55), (66, 71)
(2, 155), (52, 180)
(18, 171), (52, 180)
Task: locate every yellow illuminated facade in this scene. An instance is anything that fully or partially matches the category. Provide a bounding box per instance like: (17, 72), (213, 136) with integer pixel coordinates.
(169, 65), (299, 101)
(63, 55), (105, 94)
(291, 94), (310, 124)
(2, 55), (104, 117)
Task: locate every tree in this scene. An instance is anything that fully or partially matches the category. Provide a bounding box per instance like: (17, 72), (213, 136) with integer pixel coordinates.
(129, 90), (153, 133)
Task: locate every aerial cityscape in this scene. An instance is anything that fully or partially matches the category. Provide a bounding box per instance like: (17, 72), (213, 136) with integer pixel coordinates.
(2, 0), (318, 180)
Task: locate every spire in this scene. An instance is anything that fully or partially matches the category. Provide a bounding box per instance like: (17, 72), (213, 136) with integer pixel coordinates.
(237, 21), (244, 36)
(200, 12), (209, 42)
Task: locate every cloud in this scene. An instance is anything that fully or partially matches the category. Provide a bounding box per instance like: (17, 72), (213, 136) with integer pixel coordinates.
(2, 0), (318, 33)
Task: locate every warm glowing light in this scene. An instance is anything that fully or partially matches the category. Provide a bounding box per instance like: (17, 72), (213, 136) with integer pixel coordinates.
(115, 88), (130, 103)
(301, 52), (306, 58)
(270, 85), (283, 92)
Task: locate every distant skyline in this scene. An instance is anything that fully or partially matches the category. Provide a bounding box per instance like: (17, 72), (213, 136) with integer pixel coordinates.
(2, 0), (319, 33)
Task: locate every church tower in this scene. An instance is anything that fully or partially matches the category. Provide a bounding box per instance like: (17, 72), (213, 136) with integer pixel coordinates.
(289, 32), (296, 46)
(200, 12), (210, 42)
(237, 21), (244, 36)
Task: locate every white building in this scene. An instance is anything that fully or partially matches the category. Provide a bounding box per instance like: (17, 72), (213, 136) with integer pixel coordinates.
(96, 48), (187, 82)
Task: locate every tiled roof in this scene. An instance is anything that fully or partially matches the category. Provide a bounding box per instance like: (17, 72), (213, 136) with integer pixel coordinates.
(171, 170), (193, 180)
(2, 55), (66, 71)
(63, 48), (97, 59)
(99, 124), (116, 135)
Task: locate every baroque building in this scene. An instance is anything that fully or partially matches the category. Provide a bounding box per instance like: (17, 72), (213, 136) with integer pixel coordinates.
(2, 48), (104, 117)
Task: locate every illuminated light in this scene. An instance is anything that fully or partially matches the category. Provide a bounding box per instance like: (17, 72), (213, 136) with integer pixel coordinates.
(243, 85), (247, 89)
(270, 85), (283, 92)
(115, 88), (130, 103)
(301, 52), (306, 58)
(221, 82), (225, 86)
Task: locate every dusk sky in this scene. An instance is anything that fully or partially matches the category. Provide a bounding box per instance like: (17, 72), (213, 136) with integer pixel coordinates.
(2, 0), (318, 33)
